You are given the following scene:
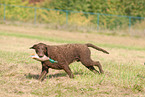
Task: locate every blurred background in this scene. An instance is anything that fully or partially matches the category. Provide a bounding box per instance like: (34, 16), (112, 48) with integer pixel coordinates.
(0, 0), (145, 36)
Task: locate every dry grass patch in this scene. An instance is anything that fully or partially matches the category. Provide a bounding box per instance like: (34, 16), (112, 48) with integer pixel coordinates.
(0, 24), (145, 96)
(0, 24), (145, 48)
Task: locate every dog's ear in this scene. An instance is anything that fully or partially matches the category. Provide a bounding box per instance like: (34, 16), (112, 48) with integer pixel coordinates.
(45, 45), (48, 56)
(30, 44), (37, 49)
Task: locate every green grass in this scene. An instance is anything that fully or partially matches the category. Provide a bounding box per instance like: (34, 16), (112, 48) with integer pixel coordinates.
(0, 25), (145, 96)
(0, 31), (145, 51)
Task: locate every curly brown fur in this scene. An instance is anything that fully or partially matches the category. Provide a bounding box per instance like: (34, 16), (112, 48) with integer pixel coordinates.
(30, 43), (109, 81)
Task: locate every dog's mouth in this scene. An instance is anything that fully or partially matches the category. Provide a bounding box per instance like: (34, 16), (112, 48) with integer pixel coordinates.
(39, 56), (44, 58)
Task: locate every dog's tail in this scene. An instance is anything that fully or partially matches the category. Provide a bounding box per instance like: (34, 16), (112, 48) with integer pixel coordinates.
(86, 43), (109, 54)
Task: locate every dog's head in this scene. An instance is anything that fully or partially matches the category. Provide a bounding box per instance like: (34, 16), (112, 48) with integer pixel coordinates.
(30, 43), (47, 58)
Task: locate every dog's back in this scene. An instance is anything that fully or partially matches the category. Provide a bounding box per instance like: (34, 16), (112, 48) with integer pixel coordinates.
(46, 44), (88, 64)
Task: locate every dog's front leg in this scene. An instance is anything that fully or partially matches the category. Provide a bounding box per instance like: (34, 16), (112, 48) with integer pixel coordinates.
(63, 65), (74, 78)
(38, 65), (49, 81)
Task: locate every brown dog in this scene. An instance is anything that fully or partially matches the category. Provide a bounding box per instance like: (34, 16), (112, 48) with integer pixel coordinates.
(30, 43), (109, 81)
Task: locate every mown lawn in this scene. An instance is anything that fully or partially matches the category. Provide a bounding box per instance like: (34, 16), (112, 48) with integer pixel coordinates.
(0, 24), (145, 97)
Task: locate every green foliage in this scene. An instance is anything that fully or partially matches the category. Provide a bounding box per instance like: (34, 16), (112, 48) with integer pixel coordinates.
(0, 0), (144, 30)
(41, 0), (145, 17)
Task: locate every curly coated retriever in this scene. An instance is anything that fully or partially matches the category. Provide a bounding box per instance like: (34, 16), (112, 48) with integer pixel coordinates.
(30, 43), (109, 81)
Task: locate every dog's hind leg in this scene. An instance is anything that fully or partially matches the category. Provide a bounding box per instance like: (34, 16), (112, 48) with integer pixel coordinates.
(80, 57), (104, 74)
(79, 48), (104, 74)
(85, 66), (99, 74)
(93, 61), (104, 74)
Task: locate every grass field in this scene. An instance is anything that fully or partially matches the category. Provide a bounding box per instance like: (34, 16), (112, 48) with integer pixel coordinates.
(0, 24), (145, 97)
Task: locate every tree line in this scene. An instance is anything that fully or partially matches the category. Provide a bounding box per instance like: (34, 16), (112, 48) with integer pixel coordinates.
(1, 0), (145, 17)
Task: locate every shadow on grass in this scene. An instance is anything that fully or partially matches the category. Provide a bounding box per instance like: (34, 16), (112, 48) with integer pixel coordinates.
(25, 72), (84, 79)
(25, 73), (39, 79)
